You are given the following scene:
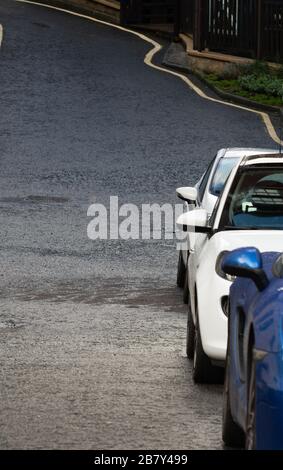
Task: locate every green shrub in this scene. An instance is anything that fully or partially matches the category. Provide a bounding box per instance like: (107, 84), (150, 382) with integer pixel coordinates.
(238, 74), (283, 99)
(203, 62), (283, 106)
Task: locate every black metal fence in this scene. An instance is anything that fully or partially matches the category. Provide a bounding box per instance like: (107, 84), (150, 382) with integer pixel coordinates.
(204, 0), (257, 57)
(261, 0), (283, 61)
(195, 0), (283, 61)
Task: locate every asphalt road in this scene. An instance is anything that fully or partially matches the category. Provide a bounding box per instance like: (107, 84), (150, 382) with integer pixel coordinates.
(0, 0), (275, 450)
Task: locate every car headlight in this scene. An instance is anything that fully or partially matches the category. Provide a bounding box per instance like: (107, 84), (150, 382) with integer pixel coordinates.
(215, 251), (237, 282)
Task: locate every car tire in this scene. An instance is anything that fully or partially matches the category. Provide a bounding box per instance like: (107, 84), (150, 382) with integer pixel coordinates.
(246, 348), (256, 450)
(193, 305), (224, 384)
(177, 251), (186, 288)
(186, 304), (195, 360)
(222, 354), (245, 448)
(183, 268), (189, 304)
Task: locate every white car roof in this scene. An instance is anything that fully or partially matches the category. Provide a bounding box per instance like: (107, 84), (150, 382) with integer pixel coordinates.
(240, 153), (283, 166)
(218, 147), (277, 159)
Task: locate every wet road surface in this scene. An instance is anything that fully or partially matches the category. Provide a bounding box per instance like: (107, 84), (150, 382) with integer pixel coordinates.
(0, 0), (275, 449)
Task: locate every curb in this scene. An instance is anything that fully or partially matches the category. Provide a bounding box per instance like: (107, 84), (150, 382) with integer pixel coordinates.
(201, 79), (280, 115)
(162, 53), (281, 116)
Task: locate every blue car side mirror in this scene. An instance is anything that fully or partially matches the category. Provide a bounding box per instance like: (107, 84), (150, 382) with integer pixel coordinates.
(221, 247), (269, 291)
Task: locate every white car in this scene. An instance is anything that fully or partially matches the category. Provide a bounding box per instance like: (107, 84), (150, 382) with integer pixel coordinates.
(177, 151), (283, 384)
(176, 147), (276, 303)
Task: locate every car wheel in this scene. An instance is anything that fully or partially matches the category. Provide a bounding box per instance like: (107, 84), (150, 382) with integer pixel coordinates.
(186, 304), (195, 359)
(222, 354), (245, 447)
(177, 251), (186, 288)
(246, 350), (256, 450)
(193, 305), (224, 384)
(183, 268), (189, 304)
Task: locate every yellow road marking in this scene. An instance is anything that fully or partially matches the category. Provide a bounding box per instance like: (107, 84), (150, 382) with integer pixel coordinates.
(0, 25), (3, 48)
(16, 0), (282, 146)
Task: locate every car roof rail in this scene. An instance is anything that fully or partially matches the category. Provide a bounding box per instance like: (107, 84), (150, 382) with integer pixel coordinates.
(240, 153), (282, 166)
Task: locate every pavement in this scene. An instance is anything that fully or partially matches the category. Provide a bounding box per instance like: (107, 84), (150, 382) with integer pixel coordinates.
(0, 0), (276, 450)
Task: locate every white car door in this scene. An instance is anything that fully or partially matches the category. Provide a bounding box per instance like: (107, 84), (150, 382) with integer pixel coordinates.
(186, 158), (217, 312)
(187, 155), (241, 313)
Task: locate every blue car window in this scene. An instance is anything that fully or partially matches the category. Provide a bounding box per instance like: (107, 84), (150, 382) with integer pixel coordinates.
(209, 157), (239, 196)
(220, 167), (283, 230)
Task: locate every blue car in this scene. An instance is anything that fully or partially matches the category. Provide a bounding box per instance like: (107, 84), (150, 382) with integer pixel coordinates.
(221, 247), (283, 450)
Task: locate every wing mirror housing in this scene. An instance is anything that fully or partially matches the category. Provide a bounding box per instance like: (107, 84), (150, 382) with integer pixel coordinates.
(221, 247), (269, 291)
(176, 187), (198, 204)
(176, 209), (211, 234)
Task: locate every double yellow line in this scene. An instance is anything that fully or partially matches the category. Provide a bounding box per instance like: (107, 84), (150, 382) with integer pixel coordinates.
(16, 0), (282, 146)
(0, 24), (3, 48)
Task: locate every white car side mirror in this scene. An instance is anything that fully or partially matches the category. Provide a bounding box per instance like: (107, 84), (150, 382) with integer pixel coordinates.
(176, 187), (198, 203)
(176, 209), (210, 234)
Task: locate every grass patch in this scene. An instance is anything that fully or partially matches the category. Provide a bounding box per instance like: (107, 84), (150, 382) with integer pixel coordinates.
(203, 65), (283, 108)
